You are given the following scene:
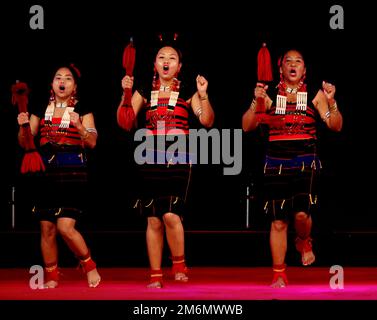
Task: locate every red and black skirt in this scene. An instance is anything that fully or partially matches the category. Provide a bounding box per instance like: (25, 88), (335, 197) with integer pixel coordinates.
(263, 139), (321, 221)
(133, 136), (193, 218)
(31, 142), (88, 222)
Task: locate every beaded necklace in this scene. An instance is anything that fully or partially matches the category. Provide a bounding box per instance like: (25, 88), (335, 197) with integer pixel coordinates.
(274, 80), (308, 135)
(149, 78), (180, 129)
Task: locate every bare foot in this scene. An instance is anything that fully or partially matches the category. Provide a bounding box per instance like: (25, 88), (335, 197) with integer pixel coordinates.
(87, 268), (101, 288)
(271, 276), (287, 288)
(147, 281), (163, 289)
(175, 272), (188, 282)
(302, 250), (316, 266)
(44, 280), (58, 289)
(296, 237), (315, 266)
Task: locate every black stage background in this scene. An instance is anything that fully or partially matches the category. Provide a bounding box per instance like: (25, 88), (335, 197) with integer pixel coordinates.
(0, 1), (375, 268)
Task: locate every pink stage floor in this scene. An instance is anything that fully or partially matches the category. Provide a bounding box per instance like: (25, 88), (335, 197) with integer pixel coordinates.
(1, 267), (377, 300)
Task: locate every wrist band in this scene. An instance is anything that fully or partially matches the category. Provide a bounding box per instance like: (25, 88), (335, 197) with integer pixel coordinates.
(329, 101), (338, 113)
(249, 99), (257, 112)
(322, 111), (330, 122)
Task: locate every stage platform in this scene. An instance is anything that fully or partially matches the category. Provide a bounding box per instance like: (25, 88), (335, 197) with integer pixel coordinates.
(1, 267), (376, 300)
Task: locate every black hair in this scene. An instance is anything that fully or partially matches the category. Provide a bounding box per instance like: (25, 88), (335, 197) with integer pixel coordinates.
(52, 63), (81, 84)
(153, 32), (183, 63)
(277, 46), (309, 68)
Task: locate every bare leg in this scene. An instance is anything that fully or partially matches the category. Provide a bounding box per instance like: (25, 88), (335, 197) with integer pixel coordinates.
(40, 221), (58, 288)
(294, 212), (315, 266)
(270, 220), (288, 288)
(57, 217), (101, 287)
(164, 212), (188, 281)
(146, 217), (164, 288)
(163, 213), (185, 258)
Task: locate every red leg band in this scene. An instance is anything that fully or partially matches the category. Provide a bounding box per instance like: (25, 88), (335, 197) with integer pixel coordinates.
(272, 263), (288, 285)
(79, 253), (97, 273)
(171, 255), (188, 274)
(149, 269), (163, 285)
(295, 237), (313, 254)
(45, 263), (59, 282)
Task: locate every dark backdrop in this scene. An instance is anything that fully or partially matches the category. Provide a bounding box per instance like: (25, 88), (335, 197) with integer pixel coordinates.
(0, 1), (374, 238)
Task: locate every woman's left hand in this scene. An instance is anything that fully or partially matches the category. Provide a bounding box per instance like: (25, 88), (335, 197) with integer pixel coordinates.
(196, 75), (208, 97)
(322, 81), (336, 101)
(69, 111), (82, 127)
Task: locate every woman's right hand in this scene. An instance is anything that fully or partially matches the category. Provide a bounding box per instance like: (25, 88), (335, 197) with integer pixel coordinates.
(17, 112), (29, 126)
(254, 82), (268, 99)
(121, 75), (134, 90)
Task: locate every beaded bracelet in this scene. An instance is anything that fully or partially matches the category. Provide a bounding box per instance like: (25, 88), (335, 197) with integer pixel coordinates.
(195, 107), (203, 118)
(249, 99), (257, 112)
(81, 129), (90, 139)
(322, 111), (330, 122)
(329, 102), (338, 113)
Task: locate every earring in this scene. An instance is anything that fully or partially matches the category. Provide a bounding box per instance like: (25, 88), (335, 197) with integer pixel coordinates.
(172, 77), (180, 91)
(69, 89), (77, 107)
(279, 72), (284, 82)
(152, 67), (158, 90)
(172, 71), (180, 91)
(49, 88), (55, 102)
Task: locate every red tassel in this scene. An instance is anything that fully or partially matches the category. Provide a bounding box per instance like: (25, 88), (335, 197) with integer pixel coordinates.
(256, 43), (273, 118)
(117, 94), (136, 131)
(118, 37), (137, 131)
(122, 37), (136, 76)
(12, 81), (46, 174)
(21, 152), (46, 174)
(255, 44), (286, 128)
(257, 43), (273, 82)
(11, 82), (29, 112)
(119, 37), (137, 131)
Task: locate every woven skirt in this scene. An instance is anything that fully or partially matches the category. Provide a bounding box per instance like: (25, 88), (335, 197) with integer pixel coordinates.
(134, 162), (192, 217)
(263, 139), (321, 220)
(31, 143), (88, 222)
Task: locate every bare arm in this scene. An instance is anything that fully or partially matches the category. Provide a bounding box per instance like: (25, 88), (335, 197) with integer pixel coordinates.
(313, 81), (343, 132)
(70, 111), (98, 149)
(17, 112), (40, 148)
(117, 75), (145, 131)
(190, 75), (215, 128)
(191, 92), (215, 128)
(242, 83), (272, 132)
